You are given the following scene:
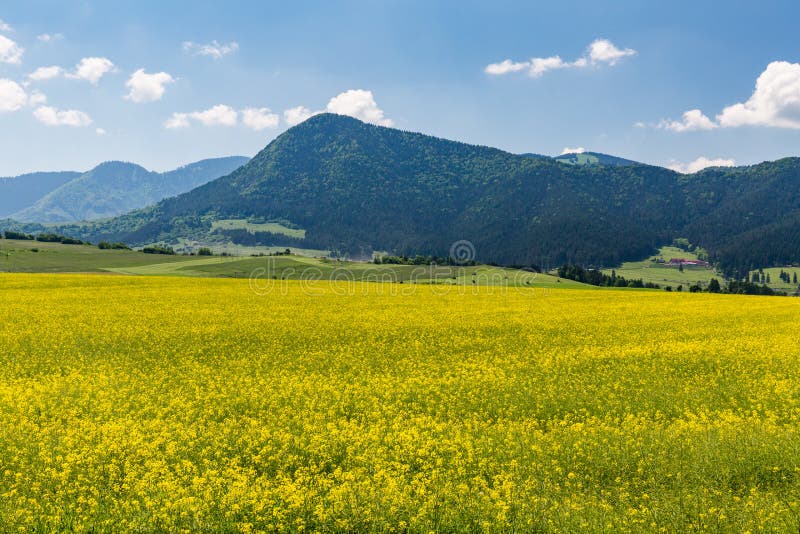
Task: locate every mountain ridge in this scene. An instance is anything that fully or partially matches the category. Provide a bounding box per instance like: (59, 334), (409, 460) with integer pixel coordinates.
(4, 113), (799, 277)
(12, 156), (250, 223)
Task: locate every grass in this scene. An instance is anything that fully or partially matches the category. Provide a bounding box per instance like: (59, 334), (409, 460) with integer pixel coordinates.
(0, 238), (191, 273)
(0, 238), (590, 288)
(210, 218), (306, 238)
(172, 237), (330, 258)
(748, 267), (800, 293)
(1, 275), (800, 531)
(600, 245), (722, 288)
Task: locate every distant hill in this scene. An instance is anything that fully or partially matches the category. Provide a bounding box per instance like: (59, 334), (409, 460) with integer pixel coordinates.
(0, 171), (81, 218)
(7, 114), (800, 277)
(554, 151), (640, 166)
(12, 157), (249, 223)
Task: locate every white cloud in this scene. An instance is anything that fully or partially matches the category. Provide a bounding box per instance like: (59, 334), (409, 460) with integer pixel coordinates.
(0, 34), (23, 64)
(283, 105), (317, 126)
(28, 90), (46, 106)
(164, 104), (238, 129)
(96, 127), (106, 135)
(282, 90), (392, 127)
(124, 69), (174, 103)
(66, 57), (115, 84)
(37, 33), (63, 43)
(182, 40), (239, 59)
(485, 38), (635, 78)
(587, 38), (636, 65)
(484, 59), (528, 75)
(668, 157), (735, 174)
(326, 89), (393, 126)
(658, 109), (718, 132)
(33, 105), (92, 127)
(164, 113), (190, 129)
(560, 147), (585, 155)
(241, 107), (279, 130)
(717, 61), (800, 129)
(0, 19), (12, 32)
(0, 79), (26, 112)
(190, 104), (238, 126)
(28, 65), (63, 81)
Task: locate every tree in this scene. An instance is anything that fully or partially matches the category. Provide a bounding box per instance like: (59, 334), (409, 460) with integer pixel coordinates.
(794, 272), (798, 285)
(707, 278), (721, 293)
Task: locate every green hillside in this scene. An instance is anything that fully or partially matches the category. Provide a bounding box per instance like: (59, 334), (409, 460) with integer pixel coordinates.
(600, 246), (722, 288)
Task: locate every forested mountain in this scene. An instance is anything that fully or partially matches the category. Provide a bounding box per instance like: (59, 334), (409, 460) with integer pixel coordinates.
(12, 157), (249, 223)
(0, 171), (81, 218)
(5, 113), (800, 276)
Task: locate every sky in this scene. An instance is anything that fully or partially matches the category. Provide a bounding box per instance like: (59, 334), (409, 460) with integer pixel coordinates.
(2, 0), (800, 176)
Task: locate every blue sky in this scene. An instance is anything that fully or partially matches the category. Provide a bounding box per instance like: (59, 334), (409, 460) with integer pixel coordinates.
(2, 0), (800, 175)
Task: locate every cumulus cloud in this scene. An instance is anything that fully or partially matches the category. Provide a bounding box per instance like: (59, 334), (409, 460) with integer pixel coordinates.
(0, 34), (23, 64)
(716, 61), (800, 128)
(164, 104), (238, 129)
(658, 109), (718, 132)
(96, 127), (106, 135)
(0, 79), (27, 112)
(668, 157), (735, 174)
(282, 90), (393, 127)
(33, 105), (92, 127)
(182, 40), (239, 59)
(658, 61), (800, 133)
(485, 38), (635, 78)
(37, 33), (63, 43)
(66, 57), (115, 84)
(484, 59), (528, 75)
(124, 69), (174, 103)
(0, 19), (12, 32)
(587, 39), (636, 65)
(283, 105), (317, 126)
(164, 113), (190, 129)
(560, 147), (586, 155)
(326, 89), (393, 126)
(241, 107), (279, 131)
(28, 65), (63, 81)
(28, 90), (46, 106)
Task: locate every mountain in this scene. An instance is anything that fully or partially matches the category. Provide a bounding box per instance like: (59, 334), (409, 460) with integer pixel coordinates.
(9, 113), (800, 277)
(553, 151), (640, 166)
(0, 171), (81, 218)
(11, 156), (249, 223)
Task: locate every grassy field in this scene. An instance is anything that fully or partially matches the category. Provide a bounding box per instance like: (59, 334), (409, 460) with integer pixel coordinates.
(749, 267), (800, 293)
(1, 275), (799, 531)
(210, 218), (307, 238)
(0, 238), (585, 288)
(0, 238), (191, 272)
(600, 246), (721, 288)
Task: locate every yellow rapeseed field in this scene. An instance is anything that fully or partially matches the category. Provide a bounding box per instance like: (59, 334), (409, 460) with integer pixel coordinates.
(1, 274), (800, 532)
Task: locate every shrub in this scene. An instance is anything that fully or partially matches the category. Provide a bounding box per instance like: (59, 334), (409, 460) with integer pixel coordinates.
(142, 245), (175, 255)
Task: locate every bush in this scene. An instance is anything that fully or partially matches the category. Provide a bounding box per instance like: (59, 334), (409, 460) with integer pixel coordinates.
(3, 231), (33, 240)
(142, 245), (175, 255)
(98, 241), (131, 250)
(35, 233), (86, 245)
(197, 247), (213, 256)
